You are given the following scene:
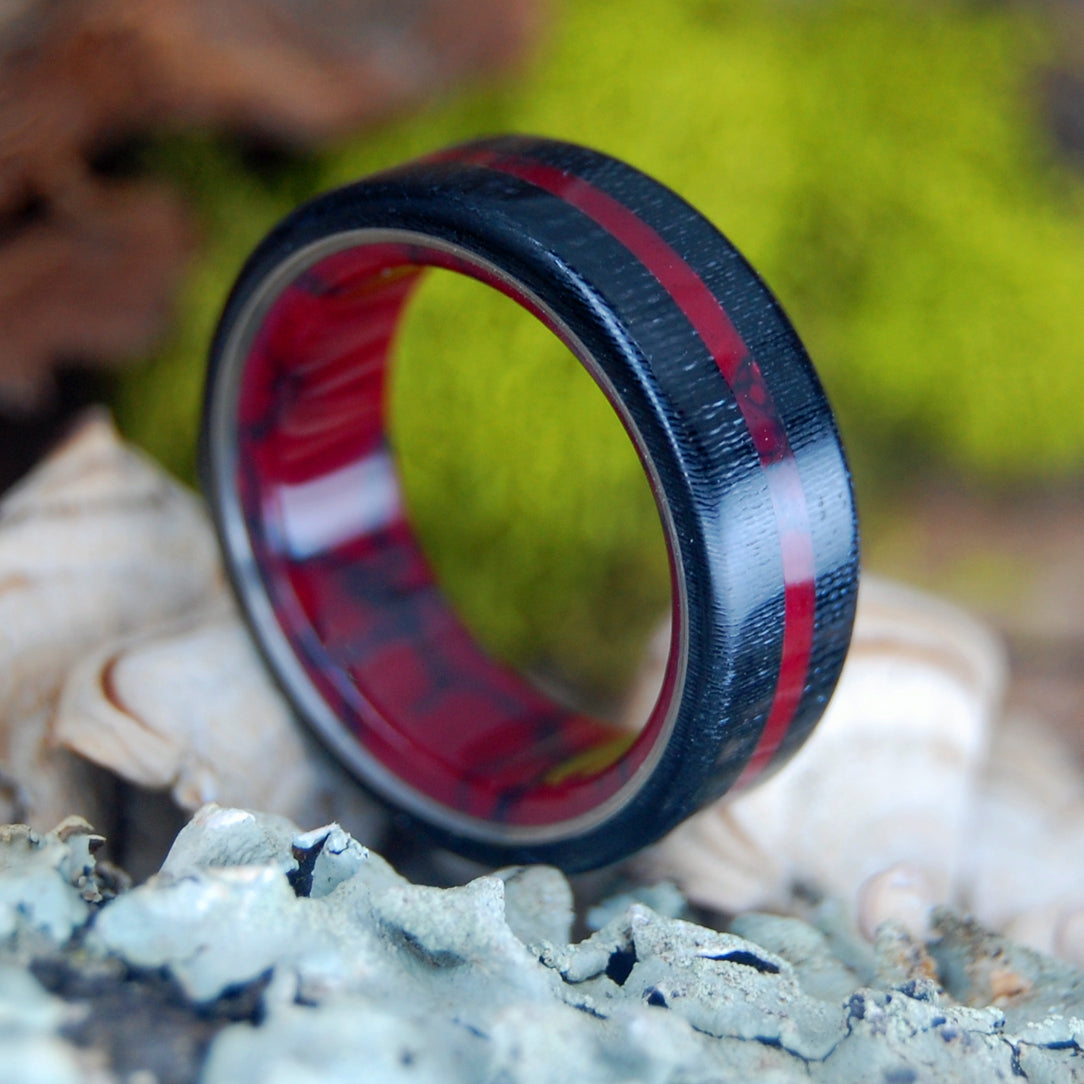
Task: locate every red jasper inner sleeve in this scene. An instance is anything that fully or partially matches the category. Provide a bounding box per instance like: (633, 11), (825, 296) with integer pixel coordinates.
(235, 243), (674, 825)
(202, 134), (859, 871)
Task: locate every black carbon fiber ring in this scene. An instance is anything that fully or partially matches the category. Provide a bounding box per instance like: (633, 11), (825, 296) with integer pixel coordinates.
(201, 135), (860, 871)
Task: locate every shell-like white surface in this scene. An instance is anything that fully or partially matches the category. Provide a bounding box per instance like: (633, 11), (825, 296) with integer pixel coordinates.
(2, 417), (1080, 968)
(633, 577), (1084, 965)
(0, 412), (222, 827)
(0, 413), (382, 847)
(963, 711), (1084, 963)
(52, 600), (383, 838)
(0, 411), (222, 723)
(633, 576), (1013, 936)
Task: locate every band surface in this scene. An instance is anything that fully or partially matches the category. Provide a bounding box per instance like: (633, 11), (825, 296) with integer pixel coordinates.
(201, 135), (859, 871)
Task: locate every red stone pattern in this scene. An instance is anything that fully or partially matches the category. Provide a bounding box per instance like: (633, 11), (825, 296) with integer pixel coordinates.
(465, 150), (817, 786)
(236, 243), (671, 826)
(234, 144), (816, 826)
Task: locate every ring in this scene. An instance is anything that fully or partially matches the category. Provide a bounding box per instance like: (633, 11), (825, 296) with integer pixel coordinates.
(201, 135), (859, 871)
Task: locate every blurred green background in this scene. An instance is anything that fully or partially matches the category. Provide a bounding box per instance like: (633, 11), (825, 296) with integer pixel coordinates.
(113, 0), (1084, 705)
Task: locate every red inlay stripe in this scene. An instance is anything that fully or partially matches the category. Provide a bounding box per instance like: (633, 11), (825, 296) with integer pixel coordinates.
(459, 147), (816, 783)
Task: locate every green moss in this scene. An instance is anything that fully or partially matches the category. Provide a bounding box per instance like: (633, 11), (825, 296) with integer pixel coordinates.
(389, 273), (670, 698)
(115, 0), (1084, 696)
(114, 133), (318, 481)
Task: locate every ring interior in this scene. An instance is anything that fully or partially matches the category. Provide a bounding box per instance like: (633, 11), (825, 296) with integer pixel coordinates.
(233, 241), (681, 828)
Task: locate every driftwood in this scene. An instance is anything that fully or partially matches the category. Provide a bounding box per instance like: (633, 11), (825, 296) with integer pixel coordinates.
(0, 0), (538, 408)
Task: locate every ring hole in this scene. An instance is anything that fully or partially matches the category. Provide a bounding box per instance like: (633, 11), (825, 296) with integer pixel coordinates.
(389, 269), (673, 726)
(233, 241), (680, 822)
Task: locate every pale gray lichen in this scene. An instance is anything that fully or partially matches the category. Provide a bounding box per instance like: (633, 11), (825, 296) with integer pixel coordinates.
(2, 805), (1084, 1082)
(0, 965), (83, 1084)
(494, 865), (574, 949)
(0, 819), (107, 945)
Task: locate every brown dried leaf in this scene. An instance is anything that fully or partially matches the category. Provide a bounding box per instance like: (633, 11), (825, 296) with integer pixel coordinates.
(0, 0), (539, 406)
(0, 179), (191, 409)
